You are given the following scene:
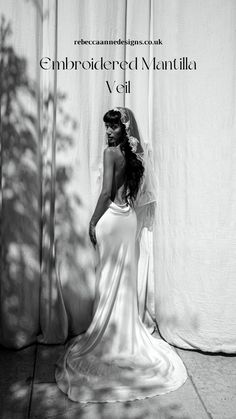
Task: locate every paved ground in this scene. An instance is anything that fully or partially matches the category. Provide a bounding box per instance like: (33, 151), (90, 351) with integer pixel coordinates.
(1, 333), (236, 419)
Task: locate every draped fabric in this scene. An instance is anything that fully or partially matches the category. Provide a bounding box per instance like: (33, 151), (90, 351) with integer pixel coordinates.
(1, 0), (236, 352)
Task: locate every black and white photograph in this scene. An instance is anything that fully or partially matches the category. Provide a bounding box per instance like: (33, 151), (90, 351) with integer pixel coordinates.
(0, 0), (236, 418)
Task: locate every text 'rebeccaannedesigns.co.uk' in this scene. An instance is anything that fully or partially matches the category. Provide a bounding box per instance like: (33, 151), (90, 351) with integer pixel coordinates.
(73, 39), (163, 46)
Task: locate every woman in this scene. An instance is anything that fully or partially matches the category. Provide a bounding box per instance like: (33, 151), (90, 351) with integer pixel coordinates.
(55, 108), (188, 403)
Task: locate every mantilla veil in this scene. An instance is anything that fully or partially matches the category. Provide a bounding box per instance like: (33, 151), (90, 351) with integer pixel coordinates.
(112, 107), (158, 241)
(111, 107), (158, 327)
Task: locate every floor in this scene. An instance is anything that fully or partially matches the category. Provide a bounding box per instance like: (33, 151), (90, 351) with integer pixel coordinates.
(1, 333), (236, 419)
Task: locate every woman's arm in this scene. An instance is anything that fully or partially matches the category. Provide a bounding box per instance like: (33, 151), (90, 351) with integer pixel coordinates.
(89, 147), (115, 245)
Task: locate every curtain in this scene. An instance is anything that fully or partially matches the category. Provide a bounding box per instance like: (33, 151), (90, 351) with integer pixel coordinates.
(1, 0), (236, 352)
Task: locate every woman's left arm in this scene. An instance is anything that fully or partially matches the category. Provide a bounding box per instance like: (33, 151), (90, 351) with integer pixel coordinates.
(89, 147), (115, 246)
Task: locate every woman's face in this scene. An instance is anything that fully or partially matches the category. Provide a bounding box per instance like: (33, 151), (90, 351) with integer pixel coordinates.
(105, 122), (123, 147)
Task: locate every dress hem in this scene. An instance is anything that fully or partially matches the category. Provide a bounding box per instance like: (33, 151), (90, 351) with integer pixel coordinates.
(55, 372), (188, 404)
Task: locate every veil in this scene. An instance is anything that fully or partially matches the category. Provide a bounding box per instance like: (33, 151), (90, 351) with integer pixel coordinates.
(112, 107), (157, 329)
(113, 107), (158, 241)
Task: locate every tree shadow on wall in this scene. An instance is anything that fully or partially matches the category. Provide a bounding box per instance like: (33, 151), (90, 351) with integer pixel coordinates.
(0, 15), (41, 348)
(0, 15), (94, 349)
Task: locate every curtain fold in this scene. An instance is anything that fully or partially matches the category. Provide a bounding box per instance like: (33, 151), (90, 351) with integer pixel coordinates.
(38, 0), (69, 344)
(1, 0), (236, 352)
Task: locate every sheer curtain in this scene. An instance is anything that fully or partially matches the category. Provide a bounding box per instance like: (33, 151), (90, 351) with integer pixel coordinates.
(1, 0), (236, 352)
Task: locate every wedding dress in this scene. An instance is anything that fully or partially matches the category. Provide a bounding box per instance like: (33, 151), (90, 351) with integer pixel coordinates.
(55, 199), (188, 403)
(55, 107), (187, 402)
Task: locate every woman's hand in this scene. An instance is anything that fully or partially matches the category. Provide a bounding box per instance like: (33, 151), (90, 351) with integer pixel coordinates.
(89, 221), (97, 247)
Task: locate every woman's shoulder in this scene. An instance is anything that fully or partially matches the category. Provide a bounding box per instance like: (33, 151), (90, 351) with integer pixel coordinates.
(103, 146), (121, 157)
(103, 147), (119, 164)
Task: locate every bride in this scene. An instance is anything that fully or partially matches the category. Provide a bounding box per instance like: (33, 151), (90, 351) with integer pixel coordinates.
(55, 107), (188, 403)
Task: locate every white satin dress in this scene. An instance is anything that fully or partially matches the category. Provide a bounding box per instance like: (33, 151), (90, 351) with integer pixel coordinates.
(55, 201), (188, 403)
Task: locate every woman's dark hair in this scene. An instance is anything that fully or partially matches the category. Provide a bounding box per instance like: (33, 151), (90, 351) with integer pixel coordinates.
(103, 109), (144, 206)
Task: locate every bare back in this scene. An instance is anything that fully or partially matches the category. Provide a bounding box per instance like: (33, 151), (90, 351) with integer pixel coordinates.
(109, 145), (127, 205)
